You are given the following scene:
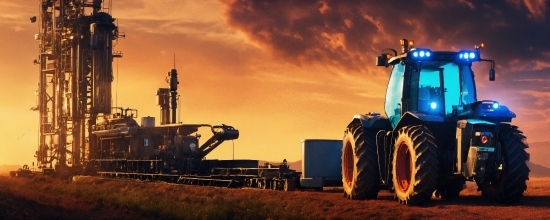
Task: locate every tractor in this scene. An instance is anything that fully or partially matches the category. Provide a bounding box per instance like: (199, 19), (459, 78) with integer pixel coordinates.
(342, 39), (529, 205)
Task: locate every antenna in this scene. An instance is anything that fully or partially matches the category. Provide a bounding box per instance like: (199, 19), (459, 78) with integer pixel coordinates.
(173, 53), (176, 69)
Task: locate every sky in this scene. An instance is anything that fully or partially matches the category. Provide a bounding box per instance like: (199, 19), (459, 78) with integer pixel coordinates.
(0, 0), (549, 166)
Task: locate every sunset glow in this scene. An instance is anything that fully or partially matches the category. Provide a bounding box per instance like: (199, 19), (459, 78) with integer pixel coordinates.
(0, 0), (549, 168)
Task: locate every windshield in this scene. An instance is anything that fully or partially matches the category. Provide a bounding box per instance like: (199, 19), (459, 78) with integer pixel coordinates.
(412, 61), (476, 117)
(385, 63), (405, 127)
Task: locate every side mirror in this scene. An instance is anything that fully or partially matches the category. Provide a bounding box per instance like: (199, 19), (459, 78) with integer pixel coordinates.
(489, 69), (495, 81)
(376, 55), (387, 66)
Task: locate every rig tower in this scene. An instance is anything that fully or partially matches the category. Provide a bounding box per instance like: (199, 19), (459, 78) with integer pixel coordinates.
(35, 0), (123, 174)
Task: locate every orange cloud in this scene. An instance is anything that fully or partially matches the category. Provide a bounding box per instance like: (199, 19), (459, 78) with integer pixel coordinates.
(220, 0), (550, 80)
(523, 0), (548, 20)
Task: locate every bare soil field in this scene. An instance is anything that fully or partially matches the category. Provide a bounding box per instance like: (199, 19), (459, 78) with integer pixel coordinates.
(0, 175), (549, 219)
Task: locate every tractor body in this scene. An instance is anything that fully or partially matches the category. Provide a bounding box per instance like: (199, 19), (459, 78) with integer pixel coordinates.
(342, 39), (529, 205)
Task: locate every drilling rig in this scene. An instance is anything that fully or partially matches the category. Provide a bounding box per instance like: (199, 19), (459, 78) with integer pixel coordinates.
(15, 0), (303, 191)
(27, 1), (295, 190)
(34, 0), (123, 176)
(30, 0), (243, 179)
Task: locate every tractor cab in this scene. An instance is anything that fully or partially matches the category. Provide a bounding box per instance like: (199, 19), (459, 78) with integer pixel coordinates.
(376, 39), (513, 128)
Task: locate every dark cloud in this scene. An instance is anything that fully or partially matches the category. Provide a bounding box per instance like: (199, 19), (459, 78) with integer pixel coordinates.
(220, 0), (550, 74)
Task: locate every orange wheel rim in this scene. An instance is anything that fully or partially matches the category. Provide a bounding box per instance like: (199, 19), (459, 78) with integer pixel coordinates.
(396, 142), (412, 191)
(343, 140), (354, 187)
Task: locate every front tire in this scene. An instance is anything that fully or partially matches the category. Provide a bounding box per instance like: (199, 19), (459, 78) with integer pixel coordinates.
(342, 122), (380, 199)
(392, 125), (438, 205)
(477, 125), (529, 203)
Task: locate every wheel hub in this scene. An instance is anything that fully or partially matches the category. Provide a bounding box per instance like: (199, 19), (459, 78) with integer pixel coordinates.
(343, 140), (354, 188)
(396, 142), (412, 191)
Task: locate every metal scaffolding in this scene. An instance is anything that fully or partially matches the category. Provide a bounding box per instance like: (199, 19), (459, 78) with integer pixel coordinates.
(35, 0), (122, 174)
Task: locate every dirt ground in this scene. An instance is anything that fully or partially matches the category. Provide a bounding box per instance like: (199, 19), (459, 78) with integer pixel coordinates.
(0, 191), (147, 220)
(287, 180), (550, 219)
(0, 173), (146, 220)
(0, 175), (549, 219)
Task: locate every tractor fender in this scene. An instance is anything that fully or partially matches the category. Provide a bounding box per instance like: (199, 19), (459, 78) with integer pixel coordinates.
(471, 101), (516, 123)
(457, 119), (496, 127)
(347, 112), (392, 130)
(393, 112), (444, 131)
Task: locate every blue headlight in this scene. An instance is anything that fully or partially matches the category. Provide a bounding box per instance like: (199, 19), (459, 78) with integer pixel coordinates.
(430, 102), (437, 109)
(492, 102), (499, 109)
(409, 49), (432, 60)
(457, 50), (478, 61)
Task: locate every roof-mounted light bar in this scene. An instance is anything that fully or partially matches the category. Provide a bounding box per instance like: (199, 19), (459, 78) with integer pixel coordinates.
(456, 50), (480, 62)
(408, 48), (432, 61)
(411, 49), (432, 58)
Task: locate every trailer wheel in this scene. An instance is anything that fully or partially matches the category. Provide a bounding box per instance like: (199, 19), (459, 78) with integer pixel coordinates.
(478, 125), (529, 203)
(392, 125), (438, 205)
(284, 179), (296, 191)
(342, 122), (380, 200)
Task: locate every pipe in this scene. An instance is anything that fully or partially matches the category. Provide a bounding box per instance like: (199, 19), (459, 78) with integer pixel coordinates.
(169, 68), (178, 124)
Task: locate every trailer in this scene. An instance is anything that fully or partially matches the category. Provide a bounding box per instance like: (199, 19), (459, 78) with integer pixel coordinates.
(300, 139), (342, 190)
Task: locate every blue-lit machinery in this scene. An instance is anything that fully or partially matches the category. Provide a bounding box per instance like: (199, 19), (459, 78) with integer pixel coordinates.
(342, 39), (529, 205)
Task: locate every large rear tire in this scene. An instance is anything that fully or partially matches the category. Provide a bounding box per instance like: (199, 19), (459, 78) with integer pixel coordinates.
(342, 122), (380, 200)
(478, 125), (529, 203)
(392, 125), (438, 205)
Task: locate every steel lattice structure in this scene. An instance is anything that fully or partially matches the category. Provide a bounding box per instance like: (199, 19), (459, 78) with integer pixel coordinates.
(35, 0), (122, 174)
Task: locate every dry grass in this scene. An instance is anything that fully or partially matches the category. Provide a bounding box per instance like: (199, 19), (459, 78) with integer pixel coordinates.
(66, 177), (310, 219)
(1, 175), (549, 219)
(0, 175), (314, 219)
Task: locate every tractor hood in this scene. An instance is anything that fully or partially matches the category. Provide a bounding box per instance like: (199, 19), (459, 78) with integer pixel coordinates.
(458, 100), (515, 123)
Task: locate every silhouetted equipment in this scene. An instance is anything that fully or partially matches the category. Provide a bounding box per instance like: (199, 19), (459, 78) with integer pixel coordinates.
(34, 0), (123, 175)
(341, 39), (529, 205)
(9, 164), (36, 178)
(30, 0), (240, 177)
(22, 0), (301, 191)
